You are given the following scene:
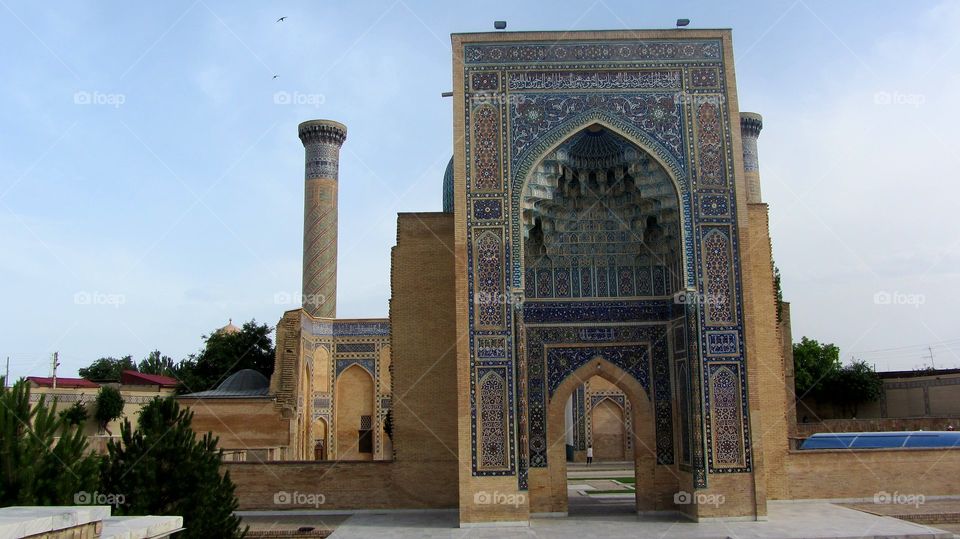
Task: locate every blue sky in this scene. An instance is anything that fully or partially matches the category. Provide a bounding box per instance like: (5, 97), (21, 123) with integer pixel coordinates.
(2, 0), (959, 380)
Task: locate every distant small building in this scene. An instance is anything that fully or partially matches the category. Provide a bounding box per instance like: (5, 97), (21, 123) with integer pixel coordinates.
(121, 370), (179, 390)
(216, 318), (241, 335)
(27, 376), (99, 389)
(25, 370), (178, 453)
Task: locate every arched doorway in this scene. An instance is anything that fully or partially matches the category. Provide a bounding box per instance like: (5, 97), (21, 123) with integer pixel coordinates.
(520, 123), (684, 515)
(542, 357), (657, 514)
(334, 364), (375, 461)
(592, 397), (627, 461)
(313, 417), (328, 460)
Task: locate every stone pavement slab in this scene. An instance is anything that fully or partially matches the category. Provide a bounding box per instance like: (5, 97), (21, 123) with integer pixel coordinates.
(328, 502), (954, 538)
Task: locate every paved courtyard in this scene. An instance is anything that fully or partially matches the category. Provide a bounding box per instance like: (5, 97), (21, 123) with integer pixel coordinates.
(327, 501), (954, 538)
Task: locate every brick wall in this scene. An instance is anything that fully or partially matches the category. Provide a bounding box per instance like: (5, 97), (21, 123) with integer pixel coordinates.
(796, 417), (960, 438)
(181, 397), (290, 450)
(225, 461), (457, 510)
(743, 203), (791, 500)
(389, 213), (459, 465)
(782, 448), (960, 499)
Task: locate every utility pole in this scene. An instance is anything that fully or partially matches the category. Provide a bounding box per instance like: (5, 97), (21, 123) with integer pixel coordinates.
(52, 352), (60, 389)
(923, 346), (936, 370)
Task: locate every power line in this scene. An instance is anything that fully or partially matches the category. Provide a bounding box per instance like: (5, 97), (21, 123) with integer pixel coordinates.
(857, 346), (960, 359)
(857, 337), (960, 355)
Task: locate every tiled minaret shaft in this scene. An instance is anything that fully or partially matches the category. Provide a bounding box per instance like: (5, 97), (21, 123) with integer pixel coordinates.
(299, 120), (347, 318)
(740, 112), (763, 203)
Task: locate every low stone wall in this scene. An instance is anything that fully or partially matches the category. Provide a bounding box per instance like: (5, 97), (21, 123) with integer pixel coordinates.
(795, 417), (960, 438)
(782, 448), (960, 500)
(225, 460), (457, 511)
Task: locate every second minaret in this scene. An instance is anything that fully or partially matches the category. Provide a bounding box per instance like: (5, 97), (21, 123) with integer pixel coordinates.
(299, 119), (347, 318)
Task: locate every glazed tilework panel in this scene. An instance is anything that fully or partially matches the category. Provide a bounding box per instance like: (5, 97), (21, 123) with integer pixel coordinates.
(473, 228), (507, 328)
(460, 36), (752, 477)
(701, 227), (736, 326)
(693, 97), (727, 188)
(523, 299), (672, 323)
(472, 105), (502, 191)
(706, 363), (749, 469)
(477, 366), (511, 471)
(335, 358), (375, 377)
(546, 346), (650, 395)
(304, 142), (340, 180)
(524, 265), (673, 299)
(572, 385), (587, 450)
(463, 40), (722, 64)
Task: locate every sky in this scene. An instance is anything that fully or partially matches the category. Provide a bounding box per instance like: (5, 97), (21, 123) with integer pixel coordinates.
(1, 0), (959, 380)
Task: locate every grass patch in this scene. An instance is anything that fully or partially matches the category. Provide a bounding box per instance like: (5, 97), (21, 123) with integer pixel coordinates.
(586, 488), (635, 495)
(568, 476), (635, 484)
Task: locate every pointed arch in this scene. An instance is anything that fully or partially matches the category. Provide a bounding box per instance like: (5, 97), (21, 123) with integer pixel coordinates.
(535, 355), (660, 514)
(514, 114), (692, 294)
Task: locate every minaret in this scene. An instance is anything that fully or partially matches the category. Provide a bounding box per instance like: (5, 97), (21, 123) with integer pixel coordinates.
(739, 112), (763, 203)
(298, 119), (347, 318)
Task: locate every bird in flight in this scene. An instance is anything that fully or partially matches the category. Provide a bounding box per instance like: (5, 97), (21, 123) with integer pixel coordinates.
(276, 16), (287, 22)
(273, 75), (279, 79)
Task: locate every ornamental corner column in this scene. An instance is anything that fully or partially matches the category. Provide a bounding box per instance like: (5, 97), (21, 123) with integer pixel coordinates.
(298, 119), (347, 318)
(739, 112), (764, 204)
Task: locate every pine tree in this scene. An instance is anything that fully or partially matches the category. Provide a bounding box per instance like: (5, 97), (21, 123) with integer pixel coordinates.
(101, 397), (247, 538)
(0, 378), (100, 505)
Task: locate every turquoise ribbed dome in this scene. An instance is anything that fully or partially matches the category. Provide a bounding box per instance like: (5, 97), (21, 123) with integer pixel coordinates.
(442, 156), (454, 213)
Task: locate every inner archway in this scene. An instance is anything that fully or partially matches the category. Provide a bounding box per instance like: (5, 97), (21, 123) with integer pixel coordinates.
(592, 397), (627, 461)
(545, 356), (657, 515)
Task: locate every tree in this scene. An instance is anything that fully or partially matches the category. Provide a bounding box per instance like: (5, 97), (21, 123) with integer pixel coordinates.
(773, 262), (784, 322)
(794, 338), (884, 418)
(138, 350), (177, 377)
(79, 356), (136, 382)
(101, 397), (247, 539)
(60, 401), (89, 426)
(0, 378), (100, 505)
(383, 409), (393, 440)
(793, 337), (841, 400)
(829, 360), (883, 417)
(176, 320), (275, 393)
(94, 386), (125, 434)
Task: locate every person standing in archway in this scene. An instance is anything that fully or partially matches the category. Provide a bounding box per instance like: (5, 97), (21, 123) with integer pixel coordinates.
(586, 445), (594, 466)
